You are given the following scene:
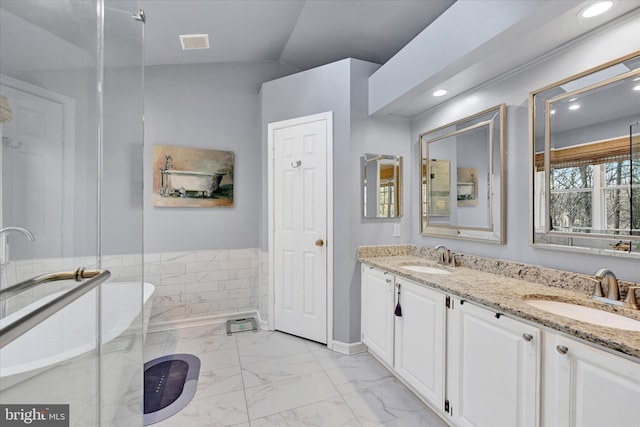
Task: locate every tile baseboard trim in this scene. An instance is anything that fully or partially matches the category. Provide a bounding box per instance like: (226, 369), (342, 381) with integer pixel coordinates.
(331, 340), (367, 355)
(147, 310), (265, 334)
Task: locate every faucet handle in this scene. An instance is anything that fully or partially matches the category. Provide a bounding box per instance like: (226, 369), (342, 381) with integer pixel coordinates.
(451, 253), (462, 267)
(582, 275), (604, 298)
(623, 286), (640, 310)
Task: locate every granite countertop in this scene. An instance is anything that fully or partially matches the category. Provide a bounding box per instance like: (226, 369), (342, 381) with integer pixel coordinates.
(359, 251), (640, 361)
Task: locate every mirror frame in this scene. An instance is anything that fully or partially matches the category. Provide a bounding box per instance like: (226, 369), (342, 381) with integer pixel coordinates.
(529, 51), (640, 259)
(420, 104), (506, 243)
(362, 153), (403, 218)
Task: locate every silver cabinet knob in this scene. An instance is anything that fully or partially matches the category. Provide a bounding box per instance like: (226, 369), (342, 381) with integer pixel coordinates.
(385, 279), (392, 284)
(522, 333), (533, 342)
(556, 345), (568, 355)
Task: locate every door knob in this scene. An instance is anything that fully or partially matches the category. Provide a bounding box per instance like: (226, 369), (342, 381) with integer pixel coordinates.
(315, 239), (324, 247)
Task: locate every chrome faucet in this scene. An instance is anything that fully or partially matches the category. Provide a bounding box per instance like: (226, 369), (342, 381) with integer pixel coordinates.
(0, 226), (35, 266)
(434, 245), (451, 265)
(594, 268), (619, 301)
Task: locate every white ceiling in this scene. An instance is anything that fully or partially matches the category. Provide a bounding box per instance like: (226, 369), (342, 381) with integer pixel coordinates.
(139, 0), (455, 70)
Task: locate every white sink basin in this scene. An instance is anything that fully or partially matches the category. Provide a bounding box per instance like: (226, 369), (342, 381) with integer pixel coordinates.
(525, 299), (640, 331)
(400, 265), (452, 275)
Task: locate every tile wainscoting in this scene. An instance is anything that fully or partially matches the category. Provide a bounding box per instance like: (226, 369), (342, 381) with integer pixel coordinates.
(143, 249), (261, 327)
(8, 248), (263, 329)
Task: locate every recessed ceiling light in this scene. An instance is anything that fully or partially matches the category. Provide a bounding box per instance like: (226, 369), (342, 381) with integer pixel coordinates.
(569, 104), (580, 110)
(179, 34), (210, 50)
(550, 109), (556, 115)
(633, 76), (640, 82)
(568, 97), (578, 102)
(633, 84), (640, 91)
(579, 1), (613, 19)
(433, 89), (447, 97)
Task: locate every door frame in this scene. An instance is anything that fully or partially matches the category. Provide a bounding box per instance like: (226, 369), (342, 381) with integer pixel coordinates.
(267, 111), (334, 348)
(0, 74), (76, 256)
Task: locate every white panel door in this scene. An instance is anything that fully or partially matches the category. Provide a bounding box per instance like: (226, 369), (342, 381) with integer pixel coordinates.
(542, 333), (640, 427)
(394, 278), (445, 408)
(360, 266), (395, 365)
(448, 300), (540, 427)
(1, 84), (64, 259)
(272, 116), (328, 343)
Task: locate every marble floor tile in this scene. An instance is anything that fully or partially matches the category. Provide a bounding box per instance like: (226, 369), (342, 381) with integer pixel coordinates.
(165, 332), (237, 354)
(250, 396), (362, 427)
(236, 329), (304, 348)
(322, 355), (393, 394)
(238, 337), (310, 365)
(170, 323), (229, 340)
(342, 377), (428, 427)
(379, 409), (448, 427)
(144, 342), (174, 361)
(244, 371), (339, 420)
(144, 330), (179, 347)
(241, 351), (323, 388)
(195, 365), (244, 399)
(142, 325), (447, 427)
(153, 390), (248, 427)
(197, 347), (241, 371)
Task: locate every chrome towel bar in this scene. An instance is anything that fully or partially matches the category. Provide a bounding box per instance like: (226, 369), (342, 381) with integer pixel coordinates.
(0, 268), (111, 349)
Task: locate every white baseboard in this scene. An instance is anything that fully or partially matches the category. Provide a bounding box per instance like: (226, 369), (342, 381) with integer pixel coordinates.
(147, 310), (263, 334)
(331, 340), (367, 355)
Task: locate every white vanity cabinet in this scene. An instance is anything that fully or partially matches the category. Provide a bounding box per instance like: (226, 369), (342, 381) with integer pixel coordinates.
(393, 277), (446, 407)
(446, 298), (541, 427)
(360, 265), (395, 366)
(542, 332), (640, 427)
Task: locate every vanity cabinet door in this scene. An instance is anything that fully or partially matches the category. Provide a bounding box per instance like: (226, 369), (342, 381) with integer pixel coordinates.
(361, 265), (395, 366)
(542, 333), (640, 427)
(394, 277), (446, 409)
(447, 299), (540, 427)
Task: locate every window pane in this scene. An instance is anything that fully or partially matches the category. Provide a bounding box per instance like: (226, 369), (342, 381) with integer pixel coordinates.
(550, 192), (592, 230)
(605, 160), (631, 186)
(605, 188), (633, 233)
(551, 166), (593, 190)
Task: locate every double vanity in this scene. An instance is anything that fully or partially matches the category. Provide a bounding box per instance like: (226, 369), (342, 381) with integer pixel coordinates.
(359, 245), (640, 427)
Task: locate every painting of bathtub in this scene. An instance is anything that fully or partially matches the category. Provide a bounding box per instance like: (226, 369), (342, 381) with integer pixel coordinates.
(153, 144), (234, 207)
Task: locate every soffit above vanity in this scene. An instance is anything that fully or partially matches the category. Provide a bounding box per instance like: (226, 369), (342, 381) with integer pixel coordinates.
(369, 0), (640, 119)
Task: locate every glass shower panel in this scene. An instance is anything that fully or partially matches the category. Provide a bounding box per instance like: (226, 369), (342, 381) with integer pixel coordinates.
(100, 1), (144, 426)
(0, 1), (145, 427)
(0, 1), (101, 426)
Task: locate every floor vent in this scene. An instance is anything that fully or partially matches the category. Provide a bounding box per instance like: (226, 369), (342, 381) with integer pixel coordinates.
(226, 317), (258, 335)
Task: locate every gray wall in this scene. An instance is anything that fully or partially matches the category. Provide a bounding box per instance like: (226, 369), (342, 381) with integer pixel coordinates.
(261, 58), (411, 343)
(410, 16), (640, 283)
(144, 61), (296, 253)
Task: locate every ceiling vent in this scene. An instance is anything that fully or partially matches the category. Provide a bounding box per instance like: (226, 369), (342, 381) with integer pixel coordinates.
(179, 34), (210, 50)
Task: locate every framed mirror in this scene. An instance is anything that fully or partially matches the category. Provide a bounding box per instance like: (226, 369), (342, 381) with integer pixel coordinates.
(530, 52), (640, 258)
(420, 104), (506, 242)
(362, 153), (403, 218)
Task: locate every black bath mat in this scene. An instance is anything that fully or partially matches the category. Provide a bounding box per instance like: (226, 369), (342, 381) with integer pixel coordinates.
(143, 354), (200, 425)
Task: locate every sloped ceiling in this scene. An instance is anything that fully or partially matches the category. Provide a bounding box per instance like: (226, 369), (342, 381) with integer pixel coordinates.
(139, 0), (455, 70)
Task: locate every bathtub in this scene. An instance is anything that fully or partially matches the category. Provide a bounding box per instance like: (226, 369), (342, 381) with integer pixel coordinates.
(0, 281), (155, 378)
(161, 169), (225, 197)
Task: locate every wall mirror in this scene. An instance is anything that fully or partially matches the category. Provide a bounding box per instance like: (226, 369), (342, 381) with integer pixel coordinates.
(530, 52), (640, 258)
(362, 153), (403, 218)
(420, 104), (506, 242)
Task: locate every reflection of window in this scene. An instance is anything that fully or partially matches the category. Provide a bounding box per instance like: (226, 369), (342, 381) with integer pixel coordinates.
(550, 165), (593, 231)
(604, 160), (639, 234)
(378, 181), (395, 217)
(536, 161), (639, 234)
